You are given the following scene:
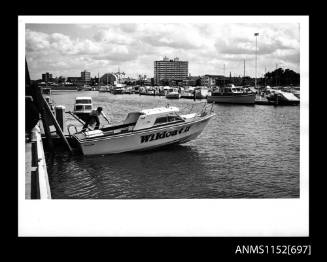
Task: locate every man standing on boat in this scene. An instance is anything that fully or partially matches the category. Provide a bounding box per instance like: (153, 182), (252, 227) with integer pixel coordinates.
(82, 107), (110, 130)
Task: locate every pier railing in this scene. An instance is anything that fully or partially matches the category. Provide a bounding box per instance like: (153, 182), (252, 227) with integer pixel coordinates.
(30, 126), (52, 199)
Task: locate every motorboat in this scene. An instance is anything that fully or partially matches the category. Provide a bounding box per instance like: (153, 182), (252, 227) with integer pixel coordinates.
(77, 85), (92, 91)
(72, 105), (215, 155)
(98, 86), (110, 92)
(180, 90), (195, 99)
(165, 88), (181, 99)
(111, 88), (124, 94)
(73, 96), (93, 122)
(41, 87), (51, 95)
(266, 89), (300, 105)
(194, 87), (210, 99)
(207, 85), (256, 104)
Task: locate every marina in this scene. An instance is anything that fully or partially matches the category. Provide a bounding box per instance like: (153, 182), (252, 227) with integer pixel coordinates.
(25, 90), (299, 199)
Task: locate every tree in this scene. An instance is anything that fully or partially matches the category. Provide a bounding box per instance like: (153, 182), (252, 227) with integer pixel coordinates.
(264, 68), (300, 86)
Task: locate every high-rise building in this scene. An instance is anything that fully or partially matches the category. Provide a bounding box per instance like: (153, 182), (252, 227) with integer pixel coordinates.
(154, 57), (188, 85)
(81, 70), (91, 83)
(42, 72), (53, 82)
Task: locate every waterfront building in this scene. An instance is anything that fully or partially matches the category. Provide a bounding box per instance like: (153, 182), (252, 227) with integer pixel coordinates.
(100, 72), (129, 86)
(182, 76), (201, 86)
(67, 76), (83, 86)
(154, 57), (188, 85)
(81, 70), (91, 84)
(201, 75), (225, 87)
(100, 73), (118, 85)
(42, 72), (53, 83)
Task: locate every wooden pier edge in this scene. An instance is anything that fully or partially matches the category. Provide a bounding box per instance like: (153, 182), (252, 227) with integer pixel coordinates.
(28, 126), (52, 199)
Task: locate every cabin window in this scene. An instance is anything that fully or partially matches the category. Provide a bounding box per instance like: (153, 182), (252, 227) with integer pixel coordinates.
(85, 105), (92, 110)
(75, 105), (83, 111)
(167, 115), (182, 122)
(154, 116), (168, 125)
(76, 99), (92, 104)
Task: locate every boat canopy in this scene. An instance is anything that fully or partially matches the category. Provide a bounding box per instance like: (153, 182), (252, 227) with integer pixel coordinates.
(133, 107), (180, 130)
(75, 97), (92, 104)
(141, 106), (179, 116)
(123, 112), (144, 125)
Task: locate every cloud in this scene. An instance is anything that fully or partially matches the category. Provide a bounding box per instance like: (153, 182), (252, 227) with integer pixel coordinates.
(25, 23), (300, 79)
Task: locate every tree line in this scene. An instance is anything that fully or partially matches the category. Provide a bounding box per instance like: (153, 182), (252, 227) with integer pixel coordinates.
(262, 68), (300, 86)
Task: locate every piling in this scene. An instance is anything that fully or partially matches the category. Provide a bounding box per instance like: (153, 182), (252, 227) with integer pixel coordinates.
(55, 105), (66, 131)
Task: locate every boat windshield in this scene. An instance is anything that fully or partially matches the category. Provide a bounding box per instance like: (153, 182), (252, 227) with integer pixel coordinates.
(75, 105), (83, 111)
(154, 115), (183, 125)
(76, 99), (92, 104)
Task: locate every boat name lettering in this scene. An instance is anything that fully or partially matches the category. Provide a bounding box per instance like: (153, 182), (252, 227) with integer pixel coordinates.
(140, 126), (191, 143)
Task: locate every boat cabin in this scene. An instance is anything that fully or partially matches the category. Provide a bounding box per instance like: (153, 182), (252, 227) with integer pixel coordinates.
(212, 85), (253, 96)
(41, 87), (51, 95)
(133, 106), (184, 130)
(73, 97), (93, 113)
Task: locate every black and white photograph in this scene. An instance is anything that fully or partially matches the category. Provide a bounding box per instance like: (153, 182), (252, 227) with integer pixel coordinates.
(19, 16), (309, 237)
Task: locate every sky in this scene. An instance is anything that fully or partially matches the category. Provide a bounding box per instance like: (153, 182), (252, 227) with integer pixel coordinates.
(25, 22), (300, 80)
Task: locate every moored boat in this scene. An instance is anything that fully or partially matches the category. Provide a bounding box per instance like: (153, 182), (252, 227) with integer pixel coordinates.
(73, 96), (93, 122)
(72, 106), (215, 155)
(165, 88), (181, 99)
(180, 90), (194, 99)
(98, 85), (111, 92)
(266, 90), (300, 105)
(207, 85), (256, 104)
(111, 88), (123, 94)
(194, 87), (210, 99)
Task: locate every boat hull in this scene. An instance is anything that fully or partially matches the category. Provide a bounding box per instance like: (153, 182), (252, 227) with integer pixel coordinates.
(165, 94), (180, 99)
(207, 93), (256, 104)
(266, 92), (300, 105)
(266, 97), (300, 105)
(74, 114), (214, 155)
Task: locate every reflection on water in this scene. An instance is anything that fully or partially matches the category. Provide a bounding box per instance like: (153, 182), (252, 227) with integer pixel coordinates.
(47, 92), (299, 199)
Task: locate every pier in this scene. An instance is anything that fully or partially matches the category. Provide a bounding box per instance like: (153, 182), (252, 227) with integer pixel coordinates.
(255, 96), (274, 105)
(25, 125), (51, 199)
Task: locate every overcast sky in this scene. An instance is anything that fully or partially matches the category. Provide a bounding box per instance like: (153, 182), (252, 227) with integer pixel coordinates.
(25, 22), (300, 80)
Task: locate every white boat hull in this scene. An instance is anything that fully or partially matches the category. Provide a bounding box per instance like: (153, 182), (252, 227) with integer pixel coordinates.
(165, 93), (181, 99)
(207, 93), (256, 104)
(74, 114), (214, 155)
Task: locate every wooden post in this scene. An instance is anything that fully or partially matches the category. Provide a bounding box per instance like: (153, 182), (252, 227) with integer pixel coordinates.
(55, 105), (65, 131)
(42, 96), (73, 153)
(34, 84), (54, 150)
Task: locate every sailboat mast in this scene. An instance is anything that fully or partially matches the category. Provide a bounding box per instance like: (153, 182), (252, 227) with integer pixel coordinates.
(223, 64), (225, 87)
(243, 60), (245, 85)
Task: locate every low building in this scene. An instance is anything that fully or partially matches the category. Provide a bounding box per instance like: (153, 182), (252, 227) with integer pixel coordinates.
(67, 77), (84, 86)
(182, 76), (201, 86)
(201, 75), (226, 87)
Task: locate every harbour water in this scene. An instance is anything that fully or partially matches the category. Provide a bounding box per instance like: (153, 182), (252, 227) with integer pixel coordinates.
(46, 91), (299, 199)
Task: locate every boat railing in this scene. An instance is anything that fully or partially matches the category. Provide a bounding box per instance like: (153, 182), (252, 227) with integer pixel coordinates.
(67, 124), (79, 137)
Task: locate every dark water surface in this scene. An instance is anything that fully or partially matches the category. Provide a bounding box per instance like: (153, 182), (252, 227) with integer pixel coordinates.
(46, 91), (299, 199)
